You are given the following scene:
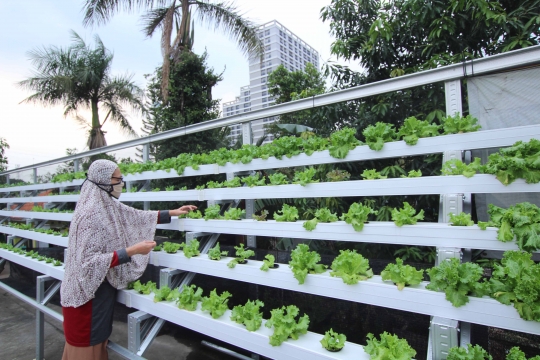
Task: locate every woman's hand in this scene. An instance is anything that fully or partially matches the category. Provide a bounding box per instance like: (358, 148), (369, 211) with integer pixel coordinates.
(169, 205), (198, 217)
(126, 241), (156, 257)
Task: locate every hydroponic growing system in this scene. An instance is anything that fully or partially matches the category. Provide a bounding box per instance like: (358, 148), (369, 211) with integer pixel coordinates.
(1, 46), (540, 360)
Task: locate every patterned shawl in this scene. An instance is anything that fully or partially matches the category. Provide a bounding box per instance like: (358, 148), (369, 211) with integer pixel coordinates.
(60, 160), (158, 308)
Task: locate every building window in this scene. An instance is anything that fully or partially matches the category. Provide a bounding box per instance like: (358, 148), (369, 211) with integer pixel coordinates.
(267, 60), (272, 66)
(263, 104), (268, 108)
(262, 91), (267, 96)
(265, 30), (270, 35)
(244, 91), (249, 96)
(265, 45), (271, 51)
(265, 38), (270, 44)
(236, 111), (240, 114)
(261, 70), (265, 75)
(245, 97), (250, 101)
(262, 85), (267, 89)
(262, 97), (267, 102)
(236, 105), (239, 109)
(244, 103), (249, 108)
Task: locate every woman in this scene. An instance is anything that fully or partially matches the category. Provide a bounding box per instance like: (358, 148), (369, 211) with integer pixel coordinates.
(60, 159), (196, 359)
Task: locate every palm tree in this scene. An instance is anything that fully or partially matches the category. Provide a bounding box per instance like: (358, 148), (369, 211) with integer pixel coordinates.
(82, 0), (264, 102)
(19, 31), (144, 149)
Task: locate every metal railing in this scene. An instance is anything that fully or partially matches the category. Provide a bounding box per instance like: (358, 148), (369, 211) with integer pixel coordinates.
(2, 45), (540, 178)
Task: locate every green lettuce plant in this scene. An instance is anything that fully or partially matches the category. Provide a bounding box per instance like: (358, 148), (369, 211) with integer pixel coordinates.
(447, 344), (492, 360)
(180, 239), (200, 258)
(328, 127), (361, 159)
(397, 116), (440, 145)
(362, 122), (397, 151)
(448, 212), (474, 226)
(201, 289), (232, 319)
(227, 243), (255, 268)
(320, 329), (346, 352)
(442, 113), (481, 134)
(260, 254), (276, 271)
(381, 258), (424, 290)
(176, 284), (203, 311)
(292, 167), (319, 186)
(340, 202), (378, 231)
(273, 204), (299, 222)
(391, 202), (424, 226)
(289, 244), (327, 284)
(265, 305), (310, 346)
(230, 300), (265, 331)
(426, 258), (489, 307)
(208, 242), (228, 260)
(330, 250), (373, 284)
(204, 204), (222, 220)
(364, 332), (416, 360)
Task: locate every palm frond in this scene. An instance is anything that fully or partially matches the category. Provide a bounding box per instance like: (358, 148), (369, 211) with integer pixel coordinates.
(101, 100), (139, 138)
(82, 0), (170, 27)
(193, 0), (264, 58)
(141, 5), (181, 38)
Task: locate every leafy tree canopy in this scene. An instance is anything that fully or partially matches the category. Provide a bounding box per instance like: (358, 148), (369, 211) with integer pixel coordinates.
(0, 138), (9, 173)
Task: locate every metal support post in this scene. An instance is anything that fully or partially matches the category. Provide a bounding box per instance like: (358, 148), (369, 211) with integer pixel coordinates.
(5, 174), (9, 185)
(33, 168), (38, 184)
(36, 275), (61, 360)
(142, 145), (150, 211)
(160, 268), (184, 289)
(74, 159), (80, 173)
(444, 80), (463, 117)
(430, 317), (459, 360)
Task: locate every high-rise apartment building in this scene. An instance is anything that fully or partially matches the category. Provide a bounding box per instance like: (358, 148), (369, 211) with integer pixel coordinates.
(222, 20), (320, 144)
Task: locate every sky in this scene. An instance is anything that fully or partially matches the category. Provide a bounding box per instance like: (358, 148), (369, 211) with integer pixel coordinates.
(0, 0), (361, 178)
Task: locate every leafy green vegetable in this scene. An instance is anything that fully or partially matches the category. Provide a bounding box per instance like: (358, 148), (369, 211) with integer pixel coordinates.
(426, 258), (489, 307)
(180, 239), (200, 258)
(131, 280), (156, 295)
(204, 204), (222, 220)
(364, 332), (416, 360)
(223, 207), (245, 220)
(442, 113), (481, 134)
(326, 169), (351, 182)
(391, 202), (424, 227)
(182, 210), (203, 219)
(241, 173), (266, 187)
(381, 258), (424, 290)
(252, 210), (269, 221)
(162, 241), (182, 254)
(53, 260), (63, 266)
(361, 169), (387, 180)
(397, 116), (440, 145)
(506, 346), (540, 360)
(265, 305), (310, 346)
(447, 344), (493, 360)
(227, 243), (255, 268)
(153, 244), (162, 251)
(260, 254), (276, 271)
(153, 286), (172, 302)
(165, 185), (175, 191)
(362, 122), (397, 151)
(483, 202), (540, 252)
(201, 289), (232, 319)
(328, 127), (361, 159)
(442, 158), (483, 178)
(302, 207), (338, 231)
(292, 167), (319, 186)
(483, 139), (540, 185)
(206, 180), (224, 189)
(289, 244), (327, 284)
(268, 173), (289, 185)
(488, 250), (540, 321)
(448, 212), (475, 226)
(230, 300), (265, 331)
(274, 204), (299, 222)
(223, 177), (242, 188)
(176, 284), (203, 311)
(330, 250), (373, 284)
(208, 242), (228, 260)
(320, 328), (346, 351)
(340, 202), (378, 231)
(400, 169), (422, 178)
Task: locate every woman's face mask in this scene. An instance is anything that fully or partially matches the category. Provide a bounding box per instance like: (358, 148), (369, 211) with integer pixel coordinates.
(111, 181), (124, 199)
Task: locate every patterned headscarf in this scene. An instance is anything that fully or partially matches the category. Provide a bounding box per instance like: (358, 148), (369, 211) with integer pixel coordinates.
(61, 159), (158, 308)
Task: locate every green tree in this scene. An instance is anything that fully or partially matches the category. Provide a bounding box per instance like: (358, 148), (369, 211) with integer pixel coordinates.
(0, 138), (9, 173)
(144, 51), (229, 195)
(267, 63), (346, 138)
(82, 0), (263, 102)
(19, 31), (144, 150)
(320, 0), (540, 126)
